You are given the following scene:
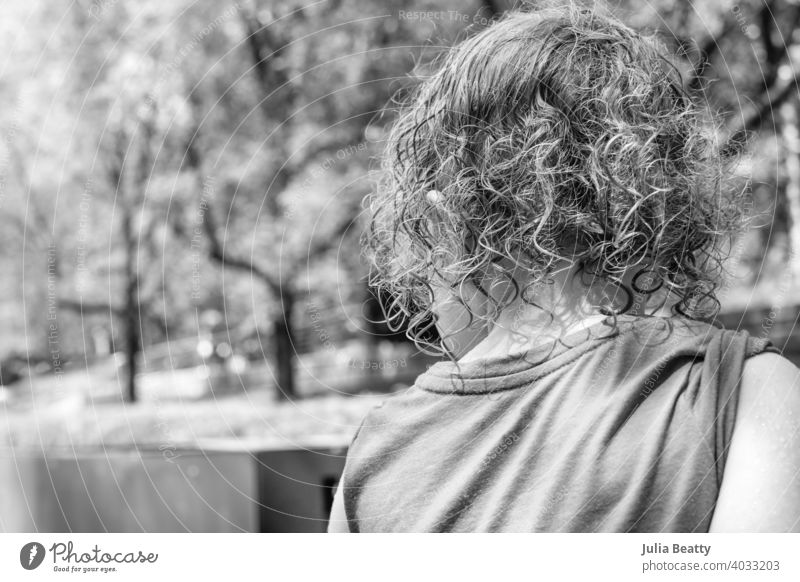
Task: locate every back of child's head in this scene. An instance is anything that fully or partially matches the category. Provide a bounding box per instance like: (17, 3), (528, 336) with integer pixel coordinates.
(365, 1), (745, 354)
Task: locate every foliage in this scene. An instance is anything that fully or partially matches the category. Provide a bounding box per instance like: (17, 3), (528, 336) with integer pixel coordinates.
(0, 0), (797, 399)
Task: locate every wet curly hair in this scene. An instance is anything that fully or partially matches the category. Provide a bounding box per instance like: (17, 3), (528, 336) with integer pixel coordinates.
(364, 3), (746, 356)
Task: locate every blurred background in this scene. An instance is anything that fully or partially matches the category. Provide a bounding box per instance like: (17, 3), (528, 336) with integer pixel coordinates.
(1, 0), (799, 532)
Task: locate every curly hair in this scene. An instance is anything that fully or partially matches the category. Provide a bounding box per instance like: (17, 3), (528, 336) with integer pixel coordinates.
(364, 3), (747, 357)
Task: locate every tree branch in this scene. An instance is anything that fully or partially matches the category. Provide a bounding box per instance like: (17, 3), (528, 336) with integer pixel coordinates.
(687, 1), (789, 93)
(238, 3), (297, 124)
(725, 71), (800, 151)
(200, 199), (280, 295)
(760, 2), (781, 67)
(288, 126), (365, 173)
(181, 119), (281, 295)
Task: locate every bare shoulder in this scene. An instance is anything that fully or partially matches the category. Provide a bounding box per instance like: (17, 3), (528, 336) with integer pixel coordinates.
(740, 351), (800, 418)
(709, 352), (800, 532)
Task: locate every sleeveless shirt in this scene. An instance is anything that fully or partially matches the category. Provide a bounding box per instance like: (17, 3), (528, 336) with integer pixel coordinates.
(340, 314), (779, 532)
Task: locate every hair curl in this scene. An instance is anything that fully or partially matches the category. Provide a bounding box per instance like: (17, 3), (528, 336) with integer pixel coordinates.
(364, 3), (747, 357)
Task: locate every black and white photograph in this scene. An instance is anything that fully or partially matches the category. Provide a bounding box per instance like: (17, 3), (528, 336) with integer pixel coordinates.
(0, 0), (799, 578)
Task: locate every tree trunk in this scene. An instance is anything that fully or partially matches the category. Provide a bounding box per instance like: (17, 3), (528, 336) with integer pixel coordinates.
(274, 292), (296, 399)
(122, 211), (141, 403)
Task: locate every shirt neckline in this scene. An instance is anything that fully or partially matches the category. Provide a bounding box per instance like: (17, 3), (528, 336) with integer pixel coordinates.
(415, 314), (650, 395)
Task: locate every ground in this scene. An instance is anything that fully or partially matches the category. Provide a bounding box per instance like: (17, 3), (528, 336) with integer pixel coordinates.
(0, 386), (385, 450)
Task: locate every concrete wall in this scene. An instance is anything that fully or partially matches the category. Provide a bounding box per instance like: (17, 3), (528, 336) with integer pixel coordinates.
(0, 444), (347, 533)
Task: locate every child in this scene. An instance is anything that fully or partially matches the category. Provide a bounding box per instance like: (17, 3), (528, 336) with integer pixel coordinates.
(328, 3), (800, 532)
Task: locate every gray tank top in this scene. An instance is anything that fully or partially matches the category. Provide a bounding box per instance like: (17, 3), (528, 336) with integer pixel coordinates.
(340, 314), (778, 532)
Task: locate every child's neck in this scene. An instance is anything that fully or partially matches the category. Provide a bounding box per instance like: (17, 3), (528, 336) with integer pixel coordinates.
(454, 265), (665, 363)
(457, 310), (609, 363)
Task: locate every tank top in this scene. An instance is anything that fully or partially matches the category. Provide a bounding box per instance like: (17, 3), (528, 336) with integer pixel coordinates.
(340, 314), (779, 532)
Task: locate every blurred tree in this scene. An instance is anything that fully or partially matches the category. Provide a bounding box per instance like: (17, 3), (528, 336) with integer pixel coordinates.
(2, 0), (800, 402)
(174, 0), (478, 397)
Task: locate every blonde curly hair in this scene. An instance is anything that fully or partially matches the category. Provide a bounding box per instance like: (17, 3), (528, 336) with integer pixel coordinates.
(364, 3), (746, 356)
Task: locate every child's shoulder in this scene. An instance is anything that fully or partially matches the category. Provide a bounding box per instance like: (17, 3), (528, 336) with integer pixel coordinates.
(623, 314), (773, 353)
(584, 315), (778, 379)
